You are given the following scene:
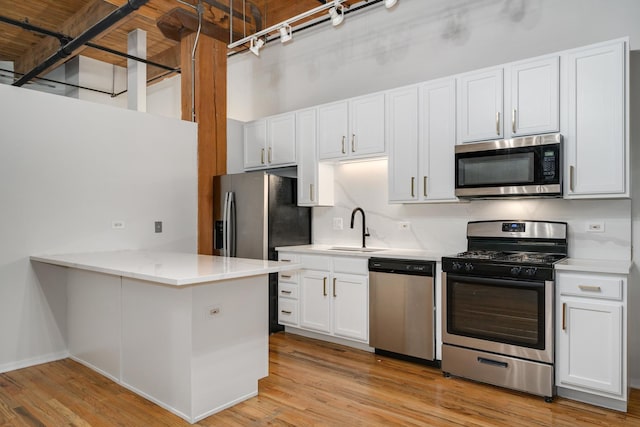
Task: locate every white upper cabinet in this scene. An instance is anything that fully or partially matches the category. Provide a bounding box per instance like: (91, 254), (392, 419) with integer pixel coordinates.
(387, 86), (419, 202)
(244, 112), (296, 169)
(318, 93), (385, 160)
(457, 56), (560, 143)
(419, 79), (457, 202)
(243, 119), (267, 169)
(564, 39), (628, 198)
(318, 101), (349, 159)
(457, 68), (503, 143)
(387, 79), (456, 203)
(296, 108), (334, 207)
(509, 56), (560, 137)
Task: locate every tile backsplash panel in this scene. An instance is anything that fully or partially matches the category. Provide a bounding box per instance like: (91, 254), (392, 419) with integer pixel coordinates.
(312, 159), (631, 260)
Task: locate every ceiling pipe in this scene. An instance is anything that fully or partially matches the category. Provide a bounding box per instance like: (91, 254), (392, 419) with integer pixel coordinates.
(0, 14), (178, 73)
(13, 0), (151, 87)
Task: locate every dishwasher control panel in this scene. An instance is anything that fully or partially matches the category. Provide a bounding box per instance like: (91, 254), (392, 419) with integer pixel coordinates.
(368, 258), (434, 276)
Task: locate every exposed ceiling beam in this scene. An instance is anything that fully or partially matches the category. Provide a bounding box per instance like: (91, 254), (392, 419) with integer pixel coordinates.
(14, 0), (119, 74)
(157, 7), (246, 44)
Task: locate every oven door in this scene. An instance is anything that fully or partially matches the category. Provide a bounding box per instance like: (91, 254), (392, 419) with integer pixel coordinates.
(442, 273), (553, 363)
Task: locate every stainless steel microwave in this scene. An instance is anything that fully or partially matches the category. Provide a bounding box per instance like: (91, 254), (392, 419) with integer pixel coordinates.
(455, 134), (562, 198)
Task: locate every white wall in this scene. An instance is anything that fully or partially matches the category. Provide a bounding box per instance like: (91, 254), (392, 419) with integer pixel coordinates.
(0, 84), (197, 372)
(226, 0), (640, 387)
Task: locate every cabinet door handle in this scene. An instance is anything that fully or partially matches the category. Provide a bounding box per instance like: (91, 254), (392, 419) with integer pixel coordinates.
(496, 111), (501, 135)
(310, 184), (314, 202)
(281, 290), (292, 294)
(333, 278), (337, 297)
(512, 108), (517, 134)
(341, 136), (346, 154)
(423, 176), (428, 197)
(268, 146), (272, 163)
(280, 259), (291, 263)
(411, 177), (415, 197)
(281, 275), (292, 279)
(578, 285), (602, 293)
(569, 165), (575, 192)
(323, 277), (327, 296)
(260, 148), (265, 164)
(351, 134), (356, 152)
(562, 303), (567, 331)
(281, 310), (292, 315)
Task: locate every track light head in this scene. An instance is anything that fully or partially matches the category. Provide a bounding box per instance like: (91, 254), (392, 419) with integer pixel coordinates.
(329, 5), (345, 26)
(384, 0), (398, 8)
(249, 37), (265, 56)
(279, 24), (293, 44)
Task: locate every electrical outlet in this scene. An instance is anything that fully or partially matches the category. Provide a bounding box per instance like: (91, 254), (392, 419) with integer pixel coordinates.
(112, 220), (125, 229)
(586, 221), (605, 233)
(155, 221), (163, 233)
(333, 217), (343, 230)
(398, 221), (411, 230)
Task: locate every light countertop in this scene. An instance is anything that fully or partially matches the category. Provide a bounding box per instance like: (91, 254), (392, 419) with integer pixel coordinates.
(276, 244), (447, 262)
(31, 250), (301, 286)
(554, 258), (632, 275)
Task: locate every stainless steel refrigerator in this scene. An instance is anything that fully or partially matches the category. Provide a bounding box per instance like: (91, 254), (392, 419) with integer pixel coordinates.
(212, 169), (311, 333)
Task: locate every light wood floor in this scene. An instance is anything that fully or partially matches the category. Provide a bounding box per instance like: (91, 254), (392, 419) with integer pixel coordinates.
(1, 332), (638, 426)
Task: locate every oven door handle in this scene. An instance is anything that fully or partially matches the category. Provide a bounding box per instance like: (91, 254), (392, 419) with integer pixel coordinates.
(477, 357), (508, 369)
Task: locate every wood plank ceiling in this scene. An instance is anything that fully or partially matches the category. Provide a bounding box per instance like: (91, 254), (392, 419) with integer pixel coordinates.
(0, 0), (362, 86)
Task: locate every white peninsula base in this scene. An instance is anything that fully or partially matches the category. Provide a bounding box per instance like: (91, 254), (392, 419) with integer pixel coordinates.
(32, 251), (298, 424)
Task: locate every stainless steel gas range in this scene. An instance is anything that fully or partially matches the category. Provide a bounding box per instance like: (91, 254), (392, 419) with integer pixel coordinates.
(441, 220), (568, 402)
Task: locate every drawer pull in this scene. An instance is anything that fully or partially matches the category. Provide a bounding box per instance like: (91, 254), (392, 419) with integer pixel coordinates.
(562, 303), (566, 331)
(280, 275), (292, 279)
(281, 290), (292, 294)
(477, 357), (508, 369)
(578, 285), (602, 292)
(281, 310), (292, 315)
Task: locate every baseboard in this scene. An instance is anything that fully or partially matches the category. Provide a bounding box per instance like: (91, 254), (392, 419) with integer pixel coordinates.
(556, 386), (627, 412)
(0, 351), (69, 374)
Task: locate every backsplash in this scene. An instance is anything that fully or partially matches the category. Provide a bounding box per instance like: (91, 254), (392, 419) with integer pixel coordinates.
(312, 159), (631, 260)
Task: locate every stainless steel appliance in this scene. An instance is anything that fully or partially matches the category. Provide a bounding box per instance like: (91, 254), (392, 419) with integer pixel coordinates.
(455, 133), (562, 198)
(369, 258), (436, 362)
(441, 220), (568, 401)
(213, 170), (311, 333)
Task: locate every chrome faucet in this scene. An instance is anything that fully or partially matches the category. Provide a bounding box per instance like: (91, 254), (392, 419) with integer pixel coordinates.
(350, 207), (370, 248)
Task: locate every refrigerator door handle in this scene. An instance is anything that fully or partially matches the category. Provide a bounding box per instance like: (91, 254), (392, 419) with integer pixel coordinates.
(222, 192), (230, 257)
(228, 192), (237, 257)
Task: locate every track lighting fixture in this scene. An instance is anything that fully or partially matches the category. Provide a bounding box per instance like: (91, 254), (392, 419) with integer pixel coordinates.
(249, 37), (265, 56)
(329, 4), (345, 27)
(384, 0), (398, 8)
(279, 24), (293, 44)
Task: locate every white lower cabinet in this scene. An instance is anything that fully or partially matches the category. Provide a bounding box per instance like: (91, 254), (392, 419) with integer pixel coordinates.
(555, 270), (627, 411)
(286, 254), (369, 344)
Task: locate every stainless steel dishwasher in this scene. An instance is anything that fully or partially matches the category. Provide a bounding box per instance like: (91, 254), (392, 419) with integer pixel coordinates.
(369, 258), (436, 362)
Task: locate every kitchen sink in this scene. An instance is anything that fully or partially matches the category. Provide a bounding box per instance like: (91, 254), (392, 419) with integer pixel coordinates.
(327, 246), (385, 253)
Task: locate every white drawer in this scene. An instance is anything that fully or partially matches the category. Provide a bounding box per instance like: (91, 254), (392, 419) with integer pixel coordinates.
(300, 254), (331, 271)
(558, 272), (623, 301)
(278, 298), (298, 326)
(279, 270), (297, 283)
(278, 252), (300, 263)
(333, 256), (368, 275)
(278, 282), (299, 299)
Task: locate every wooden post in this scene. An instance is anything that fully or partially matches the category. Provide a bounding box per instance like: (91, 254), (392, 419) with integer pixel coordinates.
(181, 33), (227, 255)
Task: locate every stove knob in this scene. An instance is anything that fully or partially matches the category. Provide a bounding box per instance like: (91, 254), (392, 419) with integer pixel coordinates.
(510, 266), (522, 276)
(464, 263), (474, 272)
(452, 262), (462, 271)
(525, 267), (538, 276)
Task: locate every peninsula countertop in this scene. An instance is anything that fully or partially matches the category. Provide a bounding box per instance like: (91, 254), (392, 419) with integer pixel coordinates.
(30, 250), (301, 286)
